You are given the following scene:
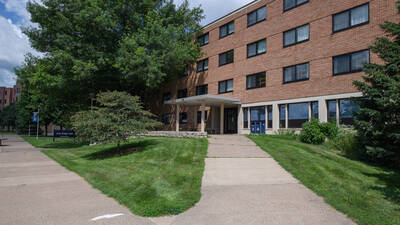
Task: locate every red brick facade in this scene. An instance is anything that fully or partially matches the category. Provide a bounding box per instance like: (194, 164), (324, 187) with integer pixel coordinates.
(0, 84), (22, 111)
(152, 0), (398, 133)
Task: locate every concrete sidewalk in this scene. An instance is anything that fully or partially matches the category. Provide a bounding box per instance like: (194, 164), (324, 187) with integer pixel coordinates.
(0, 135), (155, 225)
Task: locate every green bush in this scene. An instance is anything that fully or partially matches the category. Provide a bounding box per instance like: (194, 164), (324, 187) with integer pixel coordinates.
(320, 122), (339, 140)
(300, 119), (326, 144)
(330, 127), (358, 156)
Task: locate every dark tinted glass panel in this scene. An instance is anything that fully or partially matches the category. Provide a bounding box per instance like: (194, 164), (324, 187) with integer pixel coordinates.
(333, 54), (350, 75)
(288, 103), (309, 128)
(279, 105), (286, 128)
(247, 43), (257, 57)
(296, 63), (309, 80)
(339, 99), (360, 125)
(311, 101), (319, 119)
(196, 85), (208, 95)
(327, 100), (337, 123)
(257, 7), (266, 21)
(284, 66), (295, 83)
(333, 11), (349, 32)
(284, 0), (296, 11)
(180, 112), (187, 124)
(248, 11), (257, 26)
(333, 4), (369, 32)
(197, 111), (208, 123)
(163, 93), (171, 102)
(267, 106), (273, 128)
(244, 108), (248, 128)
(351, 50), (369, 71)
(247, 72), (266, 89)
(351, 4), (369, 26)
(297, 24), (309, 42)
(284, 29), (296, 46)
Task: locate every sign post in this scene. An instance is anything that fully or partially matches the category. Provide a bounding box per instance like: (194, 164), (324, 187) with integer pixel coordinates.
(32, 108), (40, 140)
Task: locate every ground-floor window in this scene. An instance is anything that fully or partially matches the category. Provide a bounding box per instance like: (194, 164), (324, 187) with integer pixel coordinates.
(288, 102), (309, 128)
(197, 111), (208, 124)
(311, 101), (318, 119)
(243, 108), (248, 128)
(279, 104), (286, 128)
(327, 100), (337, 123)
(267, 106), (273, 128)
(179, 112), (187, 124)
(250, 107), (265, 134)
(161, 114), (170, 125)
(339, 99), (359, 125)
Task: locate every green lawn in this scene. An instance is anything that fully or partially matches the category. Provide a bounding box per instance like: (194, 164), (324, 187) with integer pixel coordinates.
(0, 131), (16, 135)
(248, 135), (400, 225)
(22, 136), (86, 149)
(24, 136), (208, 217)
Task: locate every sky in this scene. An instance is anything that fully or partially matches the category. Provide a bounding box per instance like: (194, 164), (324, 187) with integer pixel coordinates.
(0, 0), (254, 88)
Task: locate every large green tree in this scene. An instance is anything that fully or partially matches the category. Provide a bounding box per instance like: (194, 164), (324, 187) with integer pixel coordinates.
(16, 0), (203, 129)
(0, 104), (17, 131)
(353, 1), (400, 165)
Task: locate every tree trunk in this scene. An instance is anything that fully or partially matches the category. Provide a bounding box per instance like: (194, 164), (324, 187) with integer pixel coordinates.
(45, 124), (48, 137)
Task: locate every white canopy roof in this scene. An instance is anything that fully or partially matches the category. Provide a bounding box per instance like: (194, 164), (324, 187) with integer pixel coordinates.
(164, 94), (241, 107)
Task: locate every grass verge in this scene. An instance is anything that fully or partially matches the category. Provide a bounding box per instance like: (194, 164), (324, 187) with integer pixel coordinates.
(248, 135), (400, 225)
(24, 136), (208, 217)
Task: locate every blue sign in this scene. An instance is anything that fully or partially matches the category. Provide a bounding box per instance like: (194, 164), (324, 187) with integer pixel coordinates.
(32, 112), (39, 122)
(53, 130), (75, 138)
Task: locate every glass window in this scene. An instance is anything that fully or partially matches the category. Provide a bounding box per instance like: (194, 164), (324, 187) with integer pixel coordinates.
(219, 79), (233, 94)
(244, 108), (248, 128)
(250, 107), (265, 122)
(284, 63), (309, 83)
(279, 104), (286, 128)
(198, 33), (209, 46)
(284, 24), (309, 47)
(197, 58), (208, 72)
(177, 89), (187, 99)
(247, 39), (266, 58)
(196, 85), (208, 95)
(247, 72), (266, 89)
(162, 114), (171, 125)
(311, 101), (319, 119)
(267, 106), (273, 128)
(183, 66), (189, 76)
(288, 103), (309, 128)
(179, 112), (187, 124)
(248, 6), (266, 26)
(219, 50), (234, 66)
(351, 4), (369, 26)
(339, 99), (360, 125)
(163, 92), (171, 102)
(284, 0), (308, 11)
(333, 50), (369, 75)
(327, 100), (337, 123)
(220, 21), (234, 38)
(197, 111), (208, 123)
(333, 3), (369, 32)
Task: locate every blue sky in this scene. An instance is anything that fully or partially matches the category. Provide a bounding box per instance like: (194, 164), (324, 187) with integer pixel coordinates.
(0, 0), (254, 87)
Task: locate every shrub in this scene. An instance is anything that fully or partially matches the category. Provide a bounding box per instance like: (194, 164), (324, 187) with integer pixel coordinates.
(319, 122), (339, 140)
(300, 119), (325, 144)
(330, 127), (358, 156)
(276, 129), (297, 136)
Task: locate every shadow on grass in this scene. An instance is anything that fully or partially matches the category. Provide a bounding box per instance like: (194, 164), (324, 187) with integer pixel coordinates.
(40, 141), (88, 149)
(84, 140), (156, 160)
(363, 170), (400, 204)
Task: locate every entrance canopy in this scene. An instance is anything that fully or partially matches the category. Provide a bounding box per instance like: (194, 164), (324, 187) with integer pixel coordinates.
(164, 94), (241, 107)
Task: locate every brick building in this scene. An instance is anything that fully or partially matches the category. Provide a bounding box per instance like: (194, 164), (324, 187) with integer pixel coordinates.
(0, 83), (22, 111)
(153, 0), (397, 134)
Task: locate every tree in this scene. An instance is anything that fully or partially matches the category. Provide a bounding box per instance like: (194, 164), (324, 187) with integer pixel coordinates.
(71, 91), (161, 150)
(353, 1), (400, 165)
(0, 104), (17, 131)
(16, 0), (203, 123)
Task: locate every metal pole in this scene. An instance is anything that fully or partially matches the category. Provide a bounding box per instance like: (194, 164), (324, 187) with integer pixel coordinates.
(28, 121), (30, 136)
(36, 106), (40, 140)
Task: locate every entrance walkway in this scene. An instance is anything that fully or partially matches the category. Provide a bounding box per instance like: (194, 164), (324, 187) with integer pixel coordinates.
(167, 135), (355, 225)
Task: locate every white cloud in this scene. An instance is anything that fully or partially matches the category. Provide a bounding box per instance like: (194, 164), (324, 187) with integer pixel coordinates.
(0, 0), (31, 25)
(0, 16), (36, 87)
(175, 0), (255, 25)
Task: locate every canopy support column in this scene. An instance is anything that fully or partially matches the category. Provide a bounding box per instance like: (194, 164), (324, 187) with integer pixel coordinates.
(201, 101), (205, 133)
(220, 103), (224, 134)
(176, 104), (180, 132)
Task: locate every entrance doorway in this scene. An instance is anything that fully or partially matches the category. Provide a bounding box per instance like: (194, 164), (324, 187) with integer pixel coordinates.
(224, 108), (238, 134)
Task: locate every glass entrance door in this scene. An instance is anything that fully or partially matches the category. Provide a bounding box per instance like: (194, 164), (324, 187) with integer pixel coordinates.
(250, 107), (265, 134)
(224, 108), (238, 134)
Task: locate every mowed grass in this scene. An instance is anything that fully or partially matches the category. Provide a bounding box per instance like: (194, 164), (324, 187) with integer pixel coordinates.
(248, 135), (400, 225)
(25, 136), (208, 217)
(22, 136), (86, 149)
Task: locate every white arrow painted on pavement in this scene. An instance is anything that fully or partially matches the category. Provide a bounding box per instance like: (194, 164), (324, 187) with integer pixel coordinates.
(91, 213), (124, 221)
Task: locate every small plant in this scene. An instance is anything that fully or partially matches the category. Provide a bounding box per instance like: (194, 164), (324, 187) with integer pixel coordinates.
(319, 122), (339, 140)
(330, 127), (358, 156)
(276, 128), (297, 136)
(299, 119), (326, 144)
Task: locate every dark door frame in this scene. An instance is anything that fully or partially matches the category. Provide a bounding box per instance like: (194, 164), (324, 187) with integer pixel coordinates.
(224, 107), (238, 134)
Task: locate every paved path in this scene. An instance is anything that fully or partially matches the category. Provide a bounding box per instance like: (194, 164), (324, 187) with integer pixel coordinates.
(0, 134), (355, 225)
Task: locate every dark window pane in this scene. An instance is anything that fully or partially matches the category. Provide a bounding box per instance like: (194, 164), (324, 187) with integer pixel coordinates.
(204, 59), (208, 70)
(227, 50), (234, 63)
(248, 11), (257, 26)
(311, 101), (319, 119)
(351, 50), (369, 72)
(297, 0), (308, 4)
(257, 39), (266, 54)
(334, 54), (350, 74)
(196, 61), (202, 72)
(339, 99), (359, 125)
(267, 106), (273, 128)
(279, 105), (286, 128)
(284, 66), (295, 82)
(180, 112), (187, 124)
(257, 73), (266, 87)
(251, 108), (260, 121)
(288, 103), (309, 128)
(204, 33), (209, 44)
(351, 4), (368, 26)
(257, 7), (266, 21)
(333, 11), (349, 32)
(296, 24), (309, 42)
(247, 43), (257, 57)
(197, 111), (208, 123)
(247, 76), (255, 89)
(327, 100), (337, 123)
(219, 81), (226, 93)
(220, 26), (227, 37)
(284, 29), (296, 46)
(219, 53), (226, 66)
(284, 0), (296, 10)
(296, 63), (309, 80)
(228, 22), (234, 34)
(226, 79), (233, 92)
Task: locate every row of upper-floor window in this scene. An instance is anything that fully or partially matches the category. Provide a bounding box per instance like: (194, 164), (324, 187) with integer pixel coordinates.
(165, 49), (369, 102)
(197, 2), (369, 47)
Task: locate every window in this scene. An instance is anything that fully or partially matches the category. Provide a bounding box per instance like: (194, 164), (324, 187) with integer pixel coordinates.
(267, 106), (273, 128)
(220, 21), (234, 38)
(179, 112), (187, 124)
(339, 99), (359, 125)
(283, 62), (309, 83)
(219, 50), (234, 66)
(183, 66), (189, 76)
(196, 58), (209, 72)
(284, 0), (308, 11)
(288, 103), (309, 128)
(333, 50), (369, 75)
(311, 101), (319, 119)
(279, 104), (286, 128)
(163, 92), (171, 102)
(284, 24), (309, 47)
(247, 72), (266, 89)
(161, 114), (171, 125)
(327, 100), (337, 123)
(198, 33), (209, 46)
(248, 6), (266, 26)
(333, 3), (369, 33)
(218, 79), (233, 94)
(247, 39), (266, 58)
(197, 111), (208, 123)
(196, 84), (208, 95)
(243, 108), (248, 128)
(177, 89), (187, 99)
